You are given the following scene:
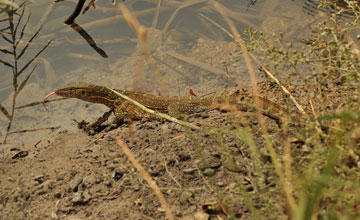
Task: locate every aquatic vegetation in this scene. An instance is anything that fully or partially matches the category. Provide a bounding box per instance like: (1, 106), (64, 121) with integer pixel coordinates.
(0, 3), (50, 143)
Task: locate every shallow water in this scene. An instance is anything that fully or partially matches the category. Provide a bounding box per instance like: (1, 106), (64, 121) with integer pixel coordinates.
(0, 0), (316, 144)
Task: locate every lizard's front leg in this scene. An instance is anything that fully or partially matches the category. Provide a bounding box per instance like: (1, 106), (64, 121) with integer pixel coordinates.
(113, 103), (129, 124)
(90, 107), (114, 128)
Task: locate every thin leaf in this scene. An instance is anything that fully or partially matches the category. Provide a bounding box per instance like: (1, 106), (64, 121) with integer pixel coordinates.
(0, 17), (9, 22)
(0, 58), (14, 68)
(7, 9), (14, 39)
(0, 32), (12, 44)
(17, 39), (51, 77)
(0, 5), (10, 14)
(15, 13), (30, 48)
(0, 26), (10, 32)
(17, 1), (27, 9)
(0, 48), (13, 54)
(12, 0), (28, 14)
(0, 103), (11, 121)
(15, 64), (37, 98)
(13, 5), (25, 38)
(17, 25), (42, 60)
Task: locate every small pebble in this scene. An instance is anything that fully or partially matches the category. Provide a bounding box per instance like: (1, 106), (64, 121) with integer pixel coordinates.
(69, 176), (83, 192)
(51, 212), (58, 220)
(183, 168), (196, 174)
(83, 175), (97, 186)
(82, 190), (91, 203)
(111, 169), (125, 181)
(203, 168), (215, 176)
(104, 180), (112, 187)
(217, 181), (226, 187)
(33, 175), (47, 184)
(193, 210), (209, 220)
(71, 192), (82, 203)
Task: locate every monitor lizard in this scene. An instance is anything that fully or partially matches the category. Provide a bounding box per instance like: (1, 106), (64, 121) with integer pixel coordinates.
(46, 82), (297, 124)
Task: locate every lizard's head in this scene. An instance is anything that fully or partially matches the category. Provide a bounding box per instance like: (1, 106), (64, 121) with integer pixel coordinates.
(55, 82), (115, 105)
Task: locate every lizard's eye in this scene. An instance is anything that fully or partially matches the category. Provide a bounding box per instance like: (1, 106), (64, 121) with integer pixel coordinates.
(81, 90), (86, 95)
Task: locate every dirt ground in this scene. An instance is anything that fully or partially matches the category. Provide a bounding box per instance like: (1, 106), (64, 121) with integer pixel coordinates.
(2, 0), (359, 218)
(1, 80), (352, 220)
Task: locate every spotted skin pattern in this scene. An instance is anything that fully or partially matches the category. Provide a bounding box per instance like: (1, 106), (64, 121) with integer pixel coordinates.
(55, 82), (290, 122)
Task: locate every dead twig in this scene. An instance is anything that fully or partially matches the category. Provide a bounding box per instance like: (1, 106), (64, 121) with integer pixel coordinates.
(15, 98), (67, 110)
(251, 57), (306, 115)
(64, 0), (86, 24)
(201, 3), (306, 115)
(163, 159), (182, 188)
(212, 0), (298, 214)
(116, 2), (172, 97)
(106, 87), (200, 130)
(115, 136), (174, 220)
(70, 22), (108, 58)
(8, 126), (60, 135)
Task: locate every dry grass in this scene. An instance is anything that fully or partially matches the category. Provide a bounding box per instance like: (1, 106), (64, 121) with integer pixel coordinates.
(0, 2), (51, 144)
(115, 136), (174, 220)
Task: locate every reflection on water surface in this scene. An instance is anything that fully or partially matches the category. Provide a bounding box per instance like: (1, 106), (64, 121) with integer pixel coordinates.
(0, 0), (315, 144)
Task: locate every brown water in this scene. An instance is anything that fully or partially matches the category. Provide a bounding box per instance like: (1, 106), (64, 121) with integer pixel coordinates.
(0, 0), (316, 145)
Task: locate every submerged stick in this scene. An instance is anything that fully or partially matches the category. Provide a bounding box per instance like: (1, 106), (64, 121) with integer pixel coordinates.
(64, 0), (86, 24)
